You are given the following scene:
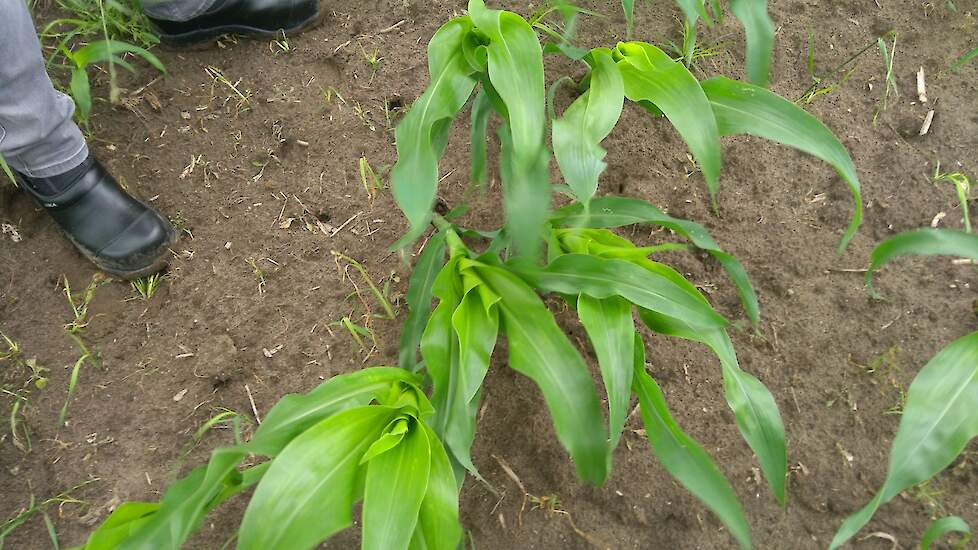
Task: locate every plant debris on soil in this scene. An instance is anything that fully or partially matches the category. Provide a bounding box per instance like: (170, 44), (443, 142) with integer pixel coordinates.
(1, 1), (977, 549)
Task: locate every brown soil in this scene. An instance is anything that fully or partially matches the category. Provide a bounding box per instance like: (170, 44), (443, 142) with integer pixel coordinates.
(2, 1), (977, 549)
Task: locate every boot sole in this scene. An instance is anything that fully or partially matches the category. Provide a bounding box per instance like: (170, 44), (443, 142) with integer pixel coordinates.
(157, 5), (327, 49)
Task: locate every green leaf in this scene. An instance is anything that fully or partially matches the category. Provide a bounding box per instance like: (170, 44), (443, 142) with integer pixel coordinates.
(552, 48), (624, 206)
(391, 17), (479, 248)
(674, 0), (710, 26)
(920, 516), (972, 550)
(401, 232), (448, 371)
(578, 294), (634, 451)
(248, 367), (419, 456)
(614, 41), (722, 201)
(410, 425), (463, 550)
(363, 422), (432, 550)
(70, 68), (92, 122)
(469, 88), (493, 188)
(238, 406), (397, 550)
(73, 40), (165, 72)
(75, 502), (159, 550)
(469, 0), (550, 258)
(464, 259), (609, 484)
(632, 341), (751, 549)
(551, 198), (760, 323)
(700, 76), (862, 252)
(865, 229), (978, 299)
(729, 0), (774, 87)
(361, 417), (411, 464)
(638, 309), (787, 504)
(512, 253), (726, 329)
(622, 0), (635, 36)
(949, 46), (978, 72)
(830, 331), (978, 550)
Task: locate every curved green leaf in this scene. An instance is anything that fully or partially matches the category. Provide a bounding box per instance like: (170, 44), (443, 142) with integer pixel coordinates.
(552, 48), (624, 206)
(238, 406), (397, 550)
(729, 0), (774, 87)
(74, 40), (165, 72)
(363, 422), (432, 550)
(638, 309), (786, 504)
(410, 425), (463, 550)
(401, 232), (448, 371)
(248, 366), (419, 456)
(865, 229), (978, 299)
(469, 0), (550, 258)
(464, 259), (609, 484)
(830, 331), (978, 549)
(391, 18), (479, 248)
(920, 516), (971, 550)
(700, 76), (862, 252)
(615, 41), (722, 201)
(578, 294), (635, 451)
(75, 502), (158, 550)
(551, 199), (759, 323)
(512, 253), (726, 329)
(633, 342), (751, 549)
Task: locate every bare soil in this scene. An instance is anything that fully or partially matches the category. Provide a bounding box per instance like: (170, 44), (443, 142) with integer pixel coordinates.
(2, 1), (977, 548)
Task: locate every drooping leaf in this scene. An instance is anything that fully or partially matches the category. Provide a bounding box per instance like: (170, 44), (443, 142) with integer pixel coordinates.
(578, 294), (635, 451)
(69, 68), (92, 121)
(729, 0), (774, 87)
(614, 41), (722, 201)
(632, 340), (752, 549)
(247, 367), (420, 456)
(401, 232), (449, 371)
(469, 88), (493, 188)
(363, 422), (432, 550)
(920, 516), (972, 550)
(512, 253), (727, 329)
(238, 406), (397, 550)
(469, 0), (550, 258)
(421, 258), (465, 452)
(391, 17), (480, 248)
(638, 309), (787, 504)
(551, 198), (759, 323)
(700, 76), (862, 252)
(410, 425), (463, 550)
(74, 502), (159, 550)
(463, 259), (609, 484)
(865, 228), (978, 299)
(73, 40), (165, 72)
(552, 48), (624, 207)
(830, 331), (978, 549)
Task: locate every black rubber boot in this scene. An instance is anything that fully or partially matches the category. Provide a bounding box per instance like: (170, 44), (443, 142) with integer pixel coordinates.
(149, 0), (324, 47)
(17, 156), (177, 280)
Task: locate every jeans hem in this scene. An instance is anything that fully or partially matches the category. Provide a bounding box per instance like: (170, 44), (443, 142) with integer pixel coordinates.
(18, 141), (89, 178)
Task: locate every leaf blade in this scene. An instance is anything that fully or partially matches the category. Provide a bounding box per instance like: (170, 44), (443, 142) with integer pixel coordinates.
(578, 294), (634, 451)
(865, 229), (978, 299)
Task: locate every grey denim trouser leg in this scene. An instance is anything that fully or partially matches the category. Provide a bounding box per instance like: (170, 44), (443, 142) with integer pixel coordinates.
(0, 0), (88, 178)
(141, 0), (224, 22)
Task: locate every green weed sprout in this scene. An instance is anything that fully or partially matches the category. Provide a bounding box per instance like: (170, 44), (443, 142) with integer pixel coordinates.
(935, 171), (972, 233)
(131, 273), (164, 300)
(832, 229), (978, 548)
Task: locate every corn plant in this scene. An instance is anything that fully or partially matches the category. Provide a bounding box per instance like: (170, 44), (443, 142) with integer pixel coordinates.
(830, 228), (978, 548)
(74, 368), (462, 550)
(393, 0), (863, 264)
(61, 39), (165, 122)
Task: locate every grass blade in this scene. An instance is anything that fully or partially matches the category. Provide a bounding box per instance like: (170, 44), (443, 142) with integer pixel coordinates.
(700, 76), (862, 252)
(633, 341), (751, 549)
(920, 516), (971, 550)
(410, 425), (463, 550)
(512, 253), (727, 329)
(363, 423), (432, 550)
(391, 18), (479, 248)
(239, 406), (397, 550)
(830, 331), (978, 549)
(622, 0), (634, 36)
(469, 0), (550, 258)
(615, 42), (723, 202)
(729, 0), (774, 87)
(638, 309), (787, 504)
(578, 294), (635, 452)
(865, 228), (978, 299)
(466, 259), (609, 484)
(949, 45), (978, 72)
(552, 196), (759, 324)
(552, 48), (624, 206)
(400, 232), (448, 371)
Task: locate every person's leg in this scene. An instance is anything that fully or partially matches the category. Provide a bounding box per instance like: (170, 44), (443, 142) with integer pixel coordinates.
(140, 0), (225, 22)
(0, 1), (87, 182)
